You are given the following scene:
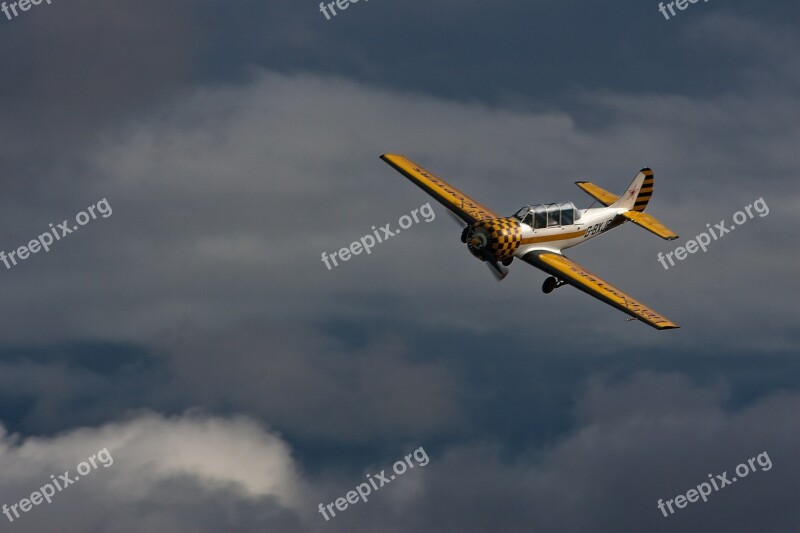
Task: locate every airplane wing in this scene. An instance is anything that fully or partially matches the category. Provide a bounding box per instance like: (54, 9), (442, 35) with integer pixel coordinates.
(380, 154), (500, 224)
(521, 250), (679, 330)
(621, 211), (679, 240)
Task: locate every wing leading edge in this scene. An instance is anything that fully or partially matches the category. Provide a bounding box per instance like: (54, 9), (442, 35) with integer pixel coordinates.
(574, 181), (618, 206)
(380, 154), (499, 225)
(521, 250), (679, 330)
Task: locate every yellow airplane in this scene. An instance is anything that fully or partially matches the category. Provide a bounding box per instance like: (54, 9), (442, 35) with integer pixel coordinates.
(380, 154), (680, 330)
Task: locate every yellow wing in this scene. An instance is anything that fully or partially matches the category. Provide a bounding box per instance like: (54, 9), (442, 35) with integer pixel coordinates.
(380, 154), (499, 224)
(521, 250), (679, 330)
(621, 211), (679, 240)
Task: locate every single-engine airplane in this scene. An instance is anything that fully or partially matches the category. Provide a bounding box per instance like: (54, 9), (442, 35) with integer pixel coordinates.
(380, 154), (680, 330)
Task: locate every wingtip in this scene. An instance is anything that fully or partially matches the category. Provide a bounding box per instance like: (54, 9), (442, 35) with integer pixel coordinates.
(379, 154), (399, 166)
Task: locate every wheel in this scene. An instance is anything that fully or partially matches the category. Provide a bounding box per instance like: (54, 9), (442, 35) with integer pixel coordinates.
(502, 258), (513, 266)
(542, 276), (558, 294)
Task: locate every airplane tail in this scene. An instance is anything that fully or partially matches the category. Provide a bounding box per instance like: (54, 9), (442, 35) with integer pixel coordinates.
(575, 168), (678, 240)
(614, 168), (678, 240)
(609, 168), (653, 211)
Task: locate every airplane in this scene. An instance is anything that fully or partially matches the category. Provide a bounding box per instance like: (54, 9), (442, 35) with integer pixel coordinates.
(380, 154), (680, 330)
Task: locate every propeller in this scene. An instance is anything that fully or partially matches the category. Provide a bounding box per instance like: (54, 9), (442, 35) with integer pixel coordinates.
(449, 210), (511, 281)
(468, 233), (508, 281)
(485, 259), (509, 280)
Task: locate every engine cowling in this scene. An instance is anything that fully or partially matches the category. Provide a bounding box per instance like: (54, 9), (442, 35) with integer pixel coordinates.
(464, 217), (522, 262)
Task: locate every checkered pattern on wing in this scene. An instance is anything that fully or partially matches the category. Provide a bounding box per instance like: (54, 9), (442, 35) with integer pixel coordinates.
(481, 217), (522, 261)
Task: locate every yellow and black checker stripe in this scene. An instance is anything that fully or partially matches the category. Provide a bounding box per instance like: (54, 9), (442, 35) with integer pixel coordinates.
(475, 217), (522, 261)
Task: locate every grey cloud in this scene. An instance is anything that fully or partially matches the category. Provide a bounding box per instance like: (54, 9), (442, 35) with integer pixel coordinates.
(159, 326), (469, 443)
(3, 373), (797, 532)
(0, 68), (794, 351)
(365, 372), (800, 533)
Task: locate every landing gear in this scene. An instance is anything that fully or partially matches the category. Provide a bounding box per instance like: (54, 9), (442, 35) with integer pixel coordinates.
(542, 276), (566, 294)
(501, 258), (513, 266)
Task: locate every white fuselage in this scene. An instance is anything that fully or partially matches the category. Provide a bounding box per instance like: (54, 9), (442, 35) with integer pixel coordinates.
(514, 206), (627, 257)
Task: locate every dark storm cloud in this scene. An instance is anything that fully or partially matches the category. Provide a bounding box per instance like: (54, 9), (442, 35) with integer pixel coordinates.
(0, 67), (792, 347)
(189, 0), (800, 114)
(0, 0), (795, 168)
(0, 342), (167, 435)
(0, 55), (794, 530)
(158, 325), (468, 445)
(393, 372), (800, 533)
(2, 372), (797, 533)
(0, 326), (468, 451)
(0, 0), (201, 210)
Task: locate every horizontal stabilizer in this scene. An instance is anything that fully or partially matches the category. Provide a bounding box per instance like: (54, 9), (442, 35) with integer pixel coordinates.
(621, 211), (679, 240)
(575, 181), (618, 206)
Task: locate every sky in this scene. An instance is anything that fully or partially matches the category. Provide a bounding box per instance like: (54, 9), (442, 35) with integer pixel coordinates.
(0, 0), (798, 531)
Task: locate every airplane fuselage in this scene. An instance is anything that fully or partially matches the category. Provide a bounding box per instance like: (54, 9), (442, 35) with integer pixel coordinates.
(514, 206), (627, 257)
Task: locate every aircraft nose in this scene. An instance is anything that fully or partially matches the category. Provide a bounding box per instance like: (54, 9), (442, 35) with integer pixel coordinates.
(469, 233), (487, 249)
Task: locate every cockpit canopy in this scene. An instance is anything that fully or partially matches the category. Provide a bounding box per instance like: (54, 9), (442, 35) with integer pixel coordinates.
(513, 202), (581, 228)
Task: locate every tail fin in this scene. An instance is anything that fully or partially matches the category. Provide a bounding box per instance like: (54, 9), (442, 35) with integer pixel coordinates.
(610, 168), (654, 211)
(615, 168), (678, 240)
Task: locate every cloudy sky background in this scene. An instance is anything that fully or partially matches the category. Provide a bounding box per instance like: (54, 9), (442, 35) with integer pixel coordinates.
(0, 0), (798, 531)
